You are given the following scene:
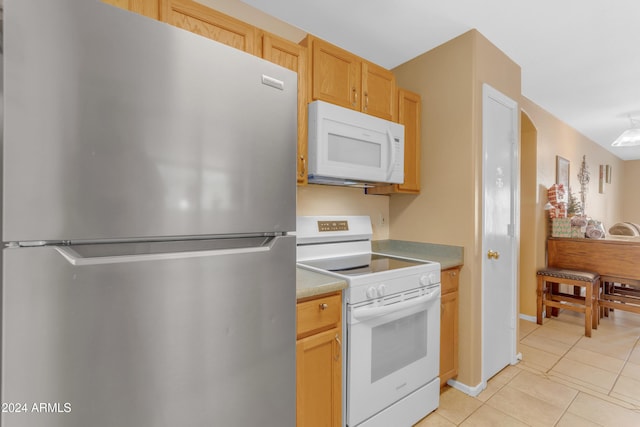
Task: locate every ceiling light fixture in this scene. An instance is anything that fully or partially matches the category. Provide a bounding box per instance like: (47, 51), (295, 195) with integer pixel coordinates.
(612, 116), (640, 147)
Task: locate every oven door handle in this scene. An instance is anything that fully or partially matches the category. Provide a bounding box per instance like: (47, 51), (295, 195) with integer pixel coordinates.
(351, 288), (440, 322)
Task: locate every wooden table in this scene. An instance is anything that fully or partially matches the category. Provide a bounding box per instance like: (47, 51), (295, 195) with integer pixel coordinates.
(547, 237), (640, 314)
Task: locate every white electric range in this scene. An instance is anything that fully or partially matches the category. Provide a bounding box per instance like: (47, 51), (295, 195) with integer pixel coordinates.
(297, 216), (441, 427)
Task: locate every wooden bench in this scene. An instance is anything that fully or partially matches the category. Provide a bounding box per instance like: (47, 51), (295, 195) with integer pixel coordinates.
(599, 275), (640, 316)
(537, 268), (599, 337)
(547, 237), (640, 318)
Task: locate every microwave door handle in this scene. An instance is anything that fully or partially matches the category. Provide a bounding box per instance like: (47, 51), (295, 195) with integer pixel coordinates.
(386, 128), (396, 181)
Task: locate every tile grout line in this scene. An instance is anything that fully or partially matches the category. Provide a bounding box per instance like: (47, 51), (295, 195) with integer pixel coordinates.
(552, 391), (582, 427)
(539, 317), (625, 396)
(463, 368), (529, 427)
(607, 334), (640, 405)
(538, 312), (640, 412)
(537, 321), (582, 377)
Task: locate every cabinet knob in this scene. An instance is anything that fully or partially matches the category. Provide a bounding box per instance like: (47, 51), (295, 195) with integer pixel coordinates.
(319, 303), (329, 310)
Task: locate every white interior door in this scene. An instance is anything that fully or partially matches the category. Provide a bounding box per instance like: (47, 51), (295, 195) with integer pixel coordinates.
(481, 84), (519, 383)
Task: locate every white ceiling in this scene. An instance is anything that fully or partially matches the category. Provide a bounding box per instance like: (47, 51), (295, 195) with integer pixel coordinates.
(242, 0), (640, 161)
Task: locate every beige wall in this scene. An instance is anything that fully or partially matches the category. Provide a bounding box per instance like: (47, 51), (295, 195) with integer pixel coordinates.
(518, 97), (626, 317)
(520, 98), (625, 224)
(390, 30), (521, 389)
(297, 186), (390, 240)
(622, 160), (640, 223)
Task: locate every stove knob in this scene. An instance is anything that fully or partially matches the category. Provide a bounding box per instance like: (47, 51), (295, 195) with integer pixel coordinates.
(429, 272), (439, 285)
(377, 284), (386, 297)
(366, 287), (378, 299)
(419, 275), (430, 287)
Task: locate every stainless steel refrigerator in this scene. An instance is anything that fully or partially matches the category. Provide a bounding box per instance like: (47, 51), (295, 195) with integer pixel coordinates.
(1, 1), (297, 426)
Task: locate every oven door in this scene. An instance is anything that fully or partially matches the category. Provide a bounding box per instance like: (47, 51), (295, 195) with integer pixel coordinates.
(346, 287), (440, 426)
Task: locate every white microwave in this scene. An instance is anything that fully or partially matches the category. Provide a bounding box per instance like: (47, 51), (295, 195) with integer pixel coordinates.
(307, 100), (404, 186)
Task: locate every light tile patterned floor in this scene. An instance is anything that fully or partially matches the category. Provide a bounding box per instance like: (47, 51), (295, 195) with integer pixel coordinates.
(415, 309), (640, 426)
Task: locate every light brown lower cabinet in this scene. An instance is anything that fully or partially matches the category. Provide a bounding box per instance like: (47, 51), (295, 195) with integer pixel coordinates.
(296, 292), (342, 427)
(440, 267), (460, 386)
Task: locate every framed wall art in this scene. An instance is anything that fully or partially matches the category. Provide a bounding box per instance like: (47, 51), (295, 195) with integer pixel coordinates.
(556, 156), (570, 189)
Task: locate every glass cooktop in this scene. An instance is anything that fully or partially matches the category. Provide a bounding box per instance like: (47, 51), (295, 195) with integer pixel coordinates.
(299, 253), (429, 276)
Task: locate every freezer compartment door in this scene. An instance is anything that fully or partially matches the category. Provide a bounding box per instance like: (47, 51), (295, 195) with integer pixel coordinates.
(3, 0), (296, 242)
(1, 236), (295, 427)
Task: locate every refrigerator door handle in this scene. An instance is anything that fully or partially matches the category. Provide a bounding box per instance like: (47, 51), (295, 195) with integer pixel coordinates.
(54, 237), (277, 266)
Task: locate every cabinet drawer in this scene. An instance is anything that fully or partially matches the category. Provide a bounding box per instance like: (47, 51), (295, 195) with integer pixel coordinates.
(441, 268), (460, 295)
(297, 293), (341, 338)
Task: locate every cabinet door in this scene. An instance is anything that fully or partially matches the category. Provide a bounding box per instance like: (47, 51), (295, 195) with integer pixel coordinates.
(439, 268), (460, 386)
(439, 291), (459, 385)
(396, 89), (421, 193)
(362, 61), (396, 121)
(366, 89), (421, 195)
(162, 0), (257, 54)
(262, 33), (309, 185)
(441, 267), (460, 294)
(297, 327), (342, 427)
(102, 0), (161, 19)
(310, 37), (361, 111)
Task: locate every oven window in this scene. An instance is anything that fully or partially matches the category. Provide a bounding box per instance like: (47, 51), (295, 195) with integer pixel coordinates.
(370, 311), (428, 382)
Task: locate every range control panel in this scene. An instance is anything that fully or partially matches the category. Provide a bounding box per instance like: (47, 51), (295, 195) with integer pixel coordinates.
(317, 220), (349, 232)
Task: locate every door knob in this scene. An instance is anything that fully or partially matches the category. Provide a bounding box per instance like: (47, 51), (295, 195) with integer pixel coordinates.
(487, 250), (500, 260)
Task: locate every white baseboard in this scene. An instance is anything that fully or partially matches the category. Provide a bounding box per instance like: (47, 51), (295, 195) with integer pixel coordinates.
(446, 355), (522, 397)
(445, 378), (486, 397)
(519, 313), (537, 323)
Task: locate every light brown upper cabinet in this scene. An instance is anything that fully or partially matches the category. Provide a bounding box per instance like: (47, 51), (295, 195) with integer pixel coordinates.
(261, 32), (309, 185)
(362, 62), (397, 121)
(101, 0), (161, 19)
(367, 89), (421, 195)
(396, 89), (421, 193)
(302, 35), (396, 121)
(161, 0), (258, 55)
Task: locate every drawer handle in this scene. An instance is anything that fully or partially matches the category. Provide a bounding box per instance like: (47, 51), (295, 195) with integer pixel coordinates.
(319, 303), (329, 310)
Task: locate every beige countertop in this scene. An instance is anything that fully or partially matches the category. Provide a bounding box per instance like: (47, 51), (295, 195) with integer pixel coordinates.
(296, 268), (347, 300)
(372, 239), (464, 270)
(295, 239), (464, 300)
